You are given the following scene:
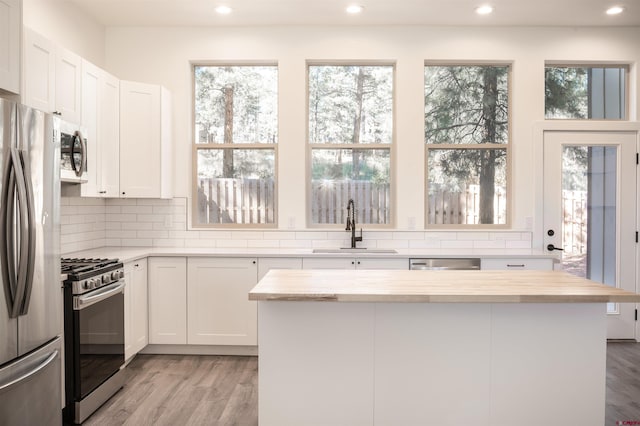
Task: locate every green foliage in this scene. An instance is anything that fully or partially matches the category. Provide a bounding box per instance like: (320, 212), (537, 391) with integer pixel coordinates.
(545, 67), (589, 119)
(309, 65), (393, 144)
(424, 65), (509, 145)
(194, 65), (278, 144)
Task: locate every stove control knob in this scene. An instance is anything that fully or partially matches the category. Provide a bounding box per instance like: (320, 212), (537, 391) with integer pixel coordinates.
(111, 271), (119, 280)
(83, 279), (93, 290)
(119, 270), (124, 279)
(103, 274), (110, 284)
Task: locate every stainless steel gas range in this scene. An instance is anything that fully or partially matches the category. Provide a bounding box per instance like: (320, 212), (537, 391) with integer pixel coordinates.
(62, 258), (126, 424)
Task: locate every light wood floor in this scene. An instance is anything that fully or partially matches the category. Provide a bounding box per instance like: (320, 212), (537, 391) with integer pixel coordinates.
(84, 342), (640, 425)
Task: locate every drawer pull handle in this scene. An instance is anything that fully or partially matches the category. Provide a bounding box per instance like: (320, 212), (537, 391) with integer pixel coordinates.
(507, 264), (525, 268)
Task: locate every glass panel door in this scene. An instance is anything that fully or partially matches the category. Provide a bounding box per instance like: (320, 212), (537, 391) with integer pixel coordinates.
(543, 131), (636, 339)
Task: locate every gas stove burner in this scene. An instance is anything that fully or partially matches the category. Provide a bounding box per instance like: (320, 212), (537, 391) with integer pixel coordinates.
(62, 257), (124, 295)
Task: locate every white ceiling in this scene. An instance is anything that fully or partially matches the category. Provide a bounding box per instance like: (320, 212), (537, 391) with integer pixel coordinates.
(65, 0), (640, 27)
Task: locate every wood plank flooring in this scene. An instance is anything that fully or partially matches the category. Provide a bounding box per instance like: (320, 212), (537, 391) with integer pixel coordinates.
(84, 342), (640, 425)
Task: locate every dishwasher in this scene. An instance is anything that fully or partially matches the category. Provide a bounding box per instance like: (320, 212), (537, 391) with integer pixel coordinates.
(409, 258), (480, 270)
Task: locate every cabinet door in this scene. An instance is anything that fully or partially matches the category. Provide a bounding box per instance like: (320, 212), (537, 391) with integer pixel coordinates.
(258, 258), (302, 281)
(0, 0), (20, 94)
(119, 81), (161, 198)
(302, 257), (356, 269)
(131, 259), (148, 353)
(55, 47), (82, 123)
(356, 258), (408, 270)
(148, 257), (187, 344)
(187, 257), (258, 346)
(123, 263), (133, 360)
(80, 60), (100, 196)
(480, 258), (553, 271)
(99, 72), (120, 197)
(23, 29), (55, 113)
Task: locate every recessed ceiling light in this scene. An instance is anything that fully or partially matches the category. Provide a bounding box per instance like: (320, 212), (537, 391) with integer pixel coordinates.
(475, 5), (494, 15)
(215, 5), (232, 15)
(346, 4), (364, 14)
(606, 6), (624, 15)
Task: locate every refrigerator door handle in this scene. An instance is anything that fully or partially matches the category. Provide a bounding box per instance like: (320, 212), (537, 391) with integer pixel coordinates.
(0, 150), (19, 317)
(17, 149), (36, 315)
(0, 350), (59, 391)
(9, 147), (30, 318)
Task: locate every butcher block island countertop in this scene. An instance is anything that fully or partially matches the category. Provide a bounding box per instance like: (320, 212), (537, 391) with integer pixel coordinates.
(254, 269), (640, 426)
(249, 269), (640, 303)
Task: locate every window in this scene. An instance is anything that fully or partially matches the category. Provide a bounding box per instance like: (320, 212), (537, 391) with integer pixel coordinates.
(424, 64), (510, 226)
(545, 65), (628, 120)
(308, 64), (394, 226)
(193, 65), (277, 227)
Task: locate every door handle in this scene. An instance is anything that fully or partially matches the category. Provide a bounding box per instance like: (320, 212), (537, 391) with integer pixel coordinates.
(547, 244), (564, 251)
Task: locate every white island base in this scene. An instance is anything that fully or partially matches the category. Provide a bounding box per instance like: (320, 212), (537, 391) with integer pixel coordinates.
(258, 301), (606, 426)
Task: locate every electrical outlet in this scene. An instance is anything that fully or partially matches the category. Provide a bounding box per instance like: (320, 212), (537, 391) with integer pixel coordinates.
(287, 217), (296, 229)
(407, 216), (416, 230)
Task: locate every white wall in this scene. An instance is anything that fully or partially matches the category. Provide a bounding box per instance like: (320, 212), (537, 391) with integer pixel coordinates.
(22, 0), (106, 66)
(104, 25), (640, 233)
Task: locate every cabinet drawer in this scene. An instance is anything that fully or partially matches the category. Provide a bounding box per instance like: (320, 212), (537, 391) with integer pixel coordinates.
(481, 258), (553, 270)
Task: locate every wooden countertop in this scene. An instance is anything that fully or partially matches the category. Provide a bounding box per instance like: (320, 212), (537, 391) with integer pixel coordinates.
(249, 270), (640, 303)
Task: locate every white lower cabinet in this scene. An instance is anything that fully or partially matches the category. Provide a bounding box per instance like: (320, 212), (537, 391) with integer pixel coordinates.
(258, 258), (303, 280)
(187, 258), (258, 345)
(148, 257), (187, 344)
(303, 257), (408, 270)
(481, 258), (553, 270)
(124, 259), (148, 360)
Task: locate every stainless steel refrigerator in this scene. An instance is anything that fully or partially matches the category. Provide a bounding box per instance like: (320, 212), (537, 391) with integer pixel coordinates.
(0, 99), (62, 425)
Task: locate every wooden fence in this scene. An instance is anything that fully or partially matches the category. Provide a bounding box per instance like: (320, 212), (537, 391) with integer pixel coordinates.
(562, 189), (587, 254)
(198, 178), (275, 224)
(311, 180), (390, 224)
(427, 185), (507, 225)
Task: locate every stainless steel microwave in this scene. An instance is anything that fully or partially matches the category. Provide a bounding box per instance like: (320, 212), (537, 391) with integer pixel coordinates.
(60, 120), (87, 183)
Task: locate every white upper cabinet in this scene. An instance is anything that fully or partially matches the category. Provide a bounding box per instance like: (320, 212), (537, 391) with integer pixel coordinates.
(22, 28), (55, 112)
(0, 0), (21, 94)
(23, 28), (81, 123)
(80, 59), (120, 197)
(120, 80), (172, 199)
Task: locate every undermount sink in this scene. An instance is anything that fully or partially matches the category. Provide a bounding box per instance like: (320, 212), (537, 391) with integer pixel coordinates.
(312, 248), (398, 254)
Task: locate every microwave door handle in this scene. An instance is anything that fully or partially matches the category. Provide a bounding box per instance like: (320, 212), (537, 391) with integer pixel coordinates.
(74, 130), (86, 178)
(10, 148), (30, 318)
(0, 151), (18, 317)
(17, 150), (36, 315)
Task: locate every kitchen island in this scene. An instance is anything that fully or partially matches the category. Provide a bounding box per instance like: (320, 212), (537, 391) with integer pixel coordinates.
(249, 270), (640, 426)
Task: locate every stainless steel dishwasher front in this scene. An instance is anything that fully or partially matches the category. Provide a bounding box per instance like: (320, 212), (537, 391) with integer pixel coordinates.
(409, 258), (481, 270)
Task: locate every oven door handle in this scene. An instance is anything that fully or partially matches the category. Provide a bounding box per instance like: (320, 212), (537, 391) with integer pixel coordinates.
(74, 281), (125, 311)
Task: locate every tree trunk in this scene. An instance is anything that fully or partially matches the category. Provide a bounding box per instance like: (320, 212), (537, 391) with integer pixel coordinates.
(351, 68), (366, 178)
(479, 68), (498, 224)
(223, 85), (234, 177)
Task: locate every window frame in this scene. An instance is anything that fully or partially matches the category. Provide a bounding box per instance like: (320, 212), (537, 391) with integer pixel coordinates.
(544, 62), (630, 121)
(191, 61), (279, 229)
(423, 61), (512, 229)
(305, 60), (397, 229)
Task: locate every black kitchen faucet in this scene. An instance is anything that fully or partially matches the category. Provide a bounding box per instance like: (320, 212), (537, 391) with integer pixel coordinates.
(345, 198), (363, 249)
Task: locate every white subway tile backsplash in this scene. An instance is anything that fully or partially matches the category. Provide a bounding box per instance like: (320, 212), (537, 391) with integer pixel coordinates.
(61, 197), (537, 253)
(122, 205), (154, 214)
(296, 232), (327, 240)
(506, 240), (533, 249)
(472, 240), (506, 249)
(232, 231), (264, 240)
(216, 239), (248, 248)
(280, 240), (312, 249)
(440, 240), (474, 249)
(264, 231), (295, 240)
(106, 213), (137, 222)
(456, 232), (489, 241)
